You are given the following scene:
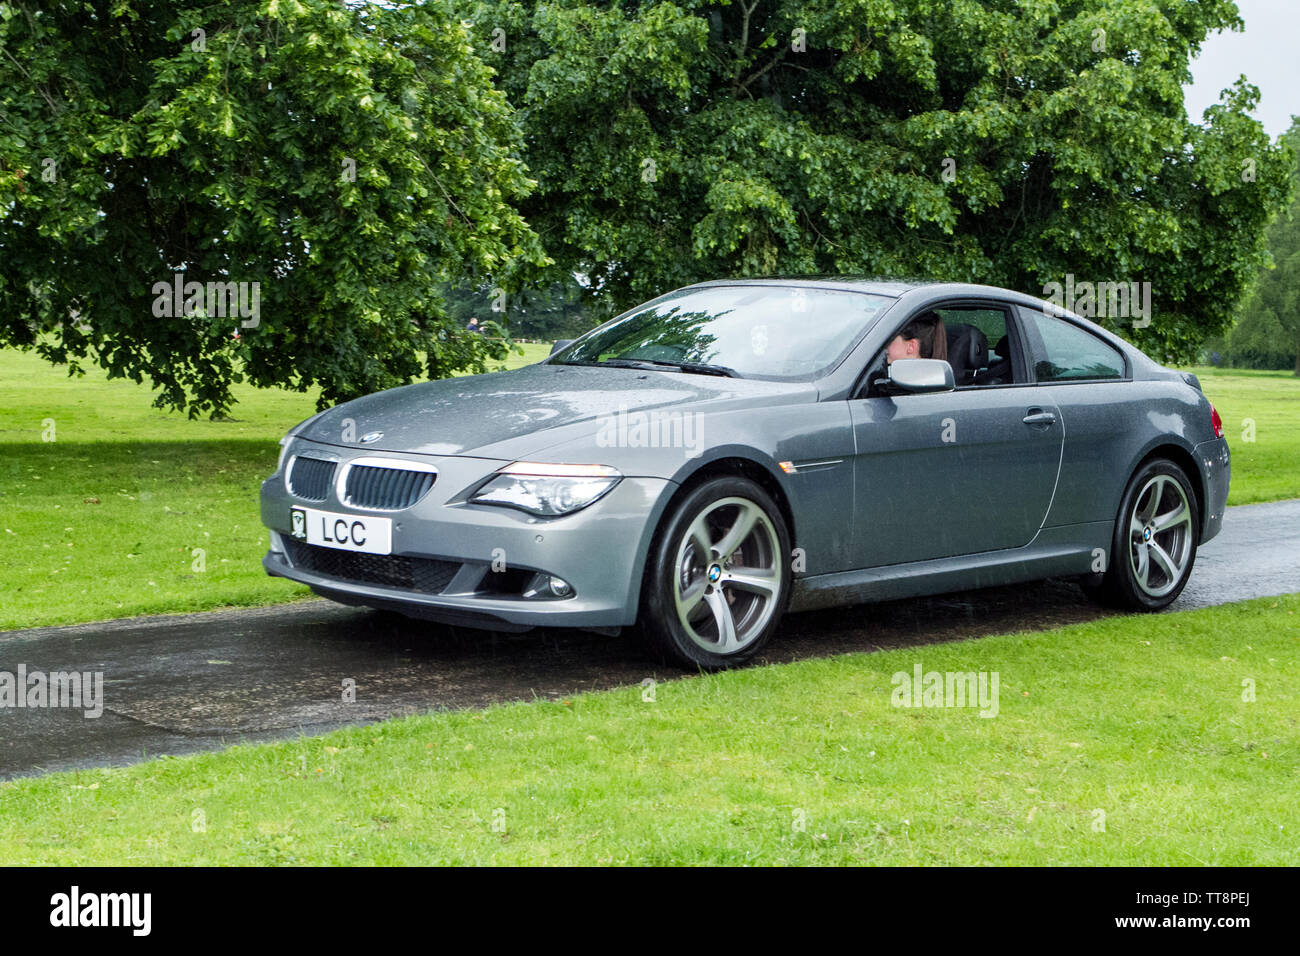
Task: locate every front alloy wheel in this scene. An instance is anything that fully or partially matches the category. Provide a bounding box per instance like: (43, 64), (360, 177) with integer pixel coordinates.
(641, 477), (791, 669)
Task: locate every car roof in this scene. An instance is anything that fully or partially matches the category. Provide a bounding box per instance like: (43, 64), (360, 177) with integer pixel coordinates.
(682, 276), (918, 296)
(682, 276), (1057, 306)
(668, 276), (1148, 357)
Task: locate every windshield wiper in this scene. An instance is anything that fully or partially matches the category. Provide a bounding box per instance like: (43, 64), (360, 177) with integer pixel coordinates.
(554, 357), (740, 378)
(635, 358), (740, 378)
(575, 357), (738, 378)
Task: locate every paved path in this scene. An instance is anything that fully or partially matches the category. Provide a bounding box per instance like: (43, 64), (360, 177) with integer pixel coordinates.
(2, 499), (1296, 780)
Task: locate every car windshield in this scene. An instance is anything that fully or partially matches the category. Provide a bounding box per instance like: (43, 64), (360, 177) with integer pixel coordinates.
(552, 285), (894, 380)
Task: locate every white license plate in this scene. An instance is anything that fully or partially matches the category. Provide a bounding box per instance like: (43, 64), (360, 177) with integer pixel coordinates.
(289, 506), (392, 555)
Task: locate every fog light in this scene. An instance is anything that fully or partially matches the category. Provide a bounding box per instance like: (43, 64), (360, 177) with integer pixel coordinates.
(521, 571), (576, 600)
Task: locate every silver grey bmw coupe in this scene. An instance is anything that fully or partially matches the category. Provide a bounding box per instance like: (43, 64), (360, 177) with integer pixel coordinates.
(260, 279), (1230, 669)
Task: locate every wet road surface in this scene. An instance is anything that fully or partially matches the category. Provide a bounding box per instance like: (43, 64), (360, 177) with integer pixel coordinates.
(2, 499), (1296, 780)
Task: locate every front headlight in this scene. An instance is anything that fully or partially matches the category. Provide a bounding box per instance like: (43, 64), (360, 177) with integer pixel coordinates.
(471, 462), (622, 516)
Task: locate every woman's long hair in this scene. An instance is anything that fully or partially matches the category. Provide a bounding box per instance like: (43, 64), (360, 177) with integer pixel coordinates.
(896, 313), (948, 361)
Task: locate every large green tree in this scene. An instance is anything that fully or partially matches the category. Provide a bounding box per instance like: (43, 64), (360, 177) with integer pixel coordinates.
(1228, 117), (1300, 373)
(0, 0), (547, 416)
(468, 0), (1292, 361)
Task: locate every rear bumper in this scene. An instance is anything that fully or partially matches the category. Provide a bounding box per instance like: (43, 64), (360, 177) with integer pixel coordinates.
(1194, 436), (1231, 543)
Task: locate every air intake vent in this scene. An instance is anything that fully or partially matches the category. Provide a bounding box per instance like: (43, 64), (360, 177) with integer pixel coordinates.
(288, 457), (336, 501)
(284, 540), (458, 594)
(344, 463), (436, 510)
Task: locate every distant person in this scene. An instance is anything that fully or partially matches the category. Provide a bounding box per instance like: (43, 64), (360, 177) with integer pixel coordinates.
(466, 316), (481, 334)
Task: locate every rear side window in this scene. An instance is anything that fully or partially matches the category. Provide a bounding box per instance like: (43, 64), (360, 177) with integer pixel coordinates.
(1024, 311), (1127, 382)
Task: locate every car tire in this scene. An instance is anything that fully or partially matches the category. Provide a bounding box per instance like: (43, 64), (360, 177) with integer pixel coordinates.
(638, 476), (792, 670)
(1083, 458), (1200, 610)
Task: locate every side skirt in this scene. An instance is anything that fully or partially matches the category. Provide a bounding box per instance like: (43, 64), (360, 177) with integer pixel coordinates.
(789, 522), (1113, 612)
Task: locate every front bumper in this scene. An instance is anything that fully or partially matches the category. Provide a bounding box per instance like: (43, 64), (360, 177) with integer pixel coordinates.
(1193, 435), (1230, 543)
(260, 443), (673, 630)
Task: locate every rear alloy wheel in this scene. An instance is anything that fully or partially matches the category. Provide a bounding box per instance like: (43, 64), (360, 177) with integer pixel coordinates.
(640, 476), (791, 670)
(1085, 458), (1199, 610)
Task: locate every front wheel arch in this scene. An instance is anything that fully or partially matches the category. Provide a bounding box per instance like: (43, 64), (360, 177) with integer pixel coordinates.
(621, 457), (795, 627)
(637, 474), (793, 669)
(665, 456), (797, 550)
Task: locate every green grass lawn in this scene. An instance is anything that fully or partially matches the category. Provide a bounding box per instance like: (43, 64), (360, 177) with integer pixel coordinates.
(2, 593), (1295, 865)
(1190, 366), (1300, 504)
(0, 351), (1295, 631)
(0, 344), (550, 630)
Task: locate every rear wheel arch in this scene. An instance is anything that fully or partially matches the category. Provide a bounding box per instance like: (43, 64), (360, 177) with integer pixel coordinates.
(1131, 443), (1205, 532)
(1085, 452), (1201, 609)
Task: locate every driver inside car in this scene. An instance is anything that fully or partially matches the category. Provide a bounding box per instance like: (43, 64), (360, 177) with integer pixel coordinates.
(885, 312), (949, 365)
(864, 311), (951, 398)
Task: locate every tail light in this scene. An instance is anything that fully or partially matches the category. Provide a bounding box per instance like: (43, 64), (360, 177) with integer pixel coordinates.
(1210, 404), (1224, 439)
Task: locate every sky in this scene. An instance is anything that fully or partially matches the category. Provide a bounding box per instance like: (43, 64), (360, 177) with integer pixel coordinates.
(1182, 0), (1298, 139)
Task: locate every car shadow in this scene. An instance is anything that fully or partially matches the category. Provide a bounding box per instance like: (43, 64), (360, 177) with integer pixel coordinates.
(330, 575), (1112, 677)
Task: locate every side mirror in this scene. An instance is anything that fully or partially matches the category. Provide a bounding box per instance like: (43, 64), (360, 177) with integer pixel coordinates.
(549, 339), (575, 356)
(884, 358), (955, 394)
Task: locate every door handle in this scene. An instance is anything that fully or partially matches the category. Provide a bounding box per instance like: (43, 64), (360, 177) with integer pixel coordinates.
(1022, 409), (1057, 426)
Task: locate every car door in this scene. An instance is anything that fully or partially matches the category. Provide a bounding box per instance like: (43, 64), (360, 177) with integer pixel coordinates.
(1014, 304), (1133, 528)
(847, 302), (1065, 568)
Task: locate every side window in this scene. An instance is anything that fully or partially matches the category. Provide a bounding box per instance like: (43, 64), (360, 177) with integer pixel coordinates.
(1024, 311), (1127, 382)
(859, 302), (1025, 397)
(932, 307), (1019, 387)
